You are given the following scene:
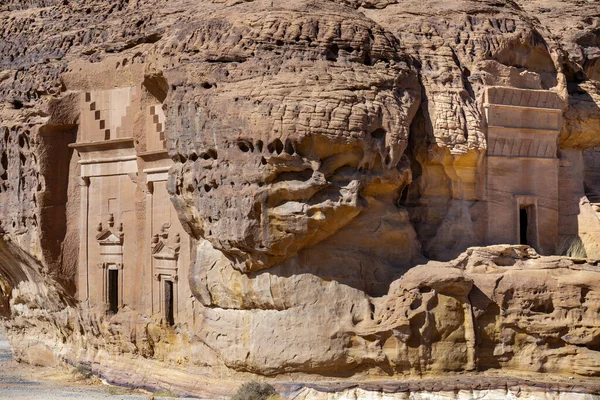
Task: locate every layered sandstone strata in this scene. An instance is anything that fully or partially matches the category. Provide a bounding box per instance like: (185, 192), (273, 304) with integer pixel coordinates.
(0, 0), (600, 398)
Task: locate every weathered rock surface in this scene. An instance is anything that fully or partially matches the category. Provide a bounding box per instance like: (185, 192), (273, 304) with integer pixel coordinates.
(1, 0), (600, 398)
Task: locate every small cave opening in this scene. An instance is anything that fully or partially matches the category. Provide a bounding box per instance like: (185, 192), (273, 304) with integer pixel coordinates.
(580, 287), (590, 304)
(238, 142), (253, 153)
(1, 152), (8, 180)
(531, 298), (554, 314)
(370, 128), (386, 141)
(325, 43), (339, 62)
(267, 138), (284, 155)
(364, 52), (372, 66)
(18, 134), (28, 149)
(284, 140), (294, 155)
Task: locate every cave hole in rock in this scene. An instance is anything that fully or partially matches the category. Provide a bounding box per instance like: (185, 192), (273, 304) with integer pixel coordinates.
(326, 43), (339, 61)
(108, 269), (119, 314)
(0, 152), (7, 180)
(371, 128), (386, 141)
(284, 140), (294, 155)
(200, 148), (217, 160)
(397, 185), (409, 208)
(410, 298), (422, 310)
(238, 142), (253, 153)
(164, 280), (174, 326)
(531, 298), (554, 314)
(268, 138), (284, 154)
(581, 287), (590, 304)
(419, 286), (432, 293)
(18, 134), (27, 148)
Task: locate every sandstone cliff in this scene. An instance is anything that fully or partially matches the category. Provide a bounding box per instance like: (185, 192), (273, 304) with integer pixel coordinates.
(1, 0), (600, 398)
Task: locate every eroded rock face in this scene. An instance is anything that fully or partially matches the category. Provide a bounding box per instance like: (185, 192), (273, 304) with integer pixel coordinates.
(166, 3), (421, 276)
(1, 0), (600, 398)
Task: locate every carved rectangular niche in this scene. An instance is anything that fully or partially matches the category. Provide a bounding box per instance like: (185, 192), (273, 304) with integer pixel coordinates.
(152, 223), (180, 325)
(484, 87), (561, 255)
(98, 262), (124, 314)
(96, 214), (124, 313)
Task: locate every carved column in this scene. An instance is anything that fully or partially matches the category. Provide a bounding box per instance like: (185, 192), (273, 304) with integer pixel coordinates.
(77, 176), (90, 302)
(97, 262), (107, 308)
(146, 181), (154, 314)
(117, 262), (124, 310)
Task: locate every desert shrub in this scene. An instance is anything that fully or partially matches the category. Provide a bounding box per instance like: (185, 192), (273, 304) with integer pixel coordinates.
(230, 381), (279, 400)
(557, 234), (587, 258)
(73, 364), (93, 379)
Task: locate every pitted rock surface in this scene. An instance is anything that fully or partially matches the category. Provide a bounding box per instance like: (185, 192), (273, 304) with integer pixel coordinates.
(0, 1), (600, 398)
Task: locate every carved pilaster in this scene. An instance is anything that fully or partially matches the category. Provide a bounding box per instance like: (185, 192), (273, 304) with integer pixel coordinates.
(77, 175), (91, 302)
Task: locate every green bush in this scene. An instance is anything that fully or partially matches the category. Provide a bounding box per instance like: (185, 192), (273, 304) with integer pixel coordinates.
(230, 381), (279, 400)
(73, 364), (93, 379)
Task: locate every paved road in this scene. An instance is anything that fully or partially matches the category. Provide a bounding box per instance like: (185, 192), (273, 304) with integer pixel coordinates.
(0, 328), (189, 400)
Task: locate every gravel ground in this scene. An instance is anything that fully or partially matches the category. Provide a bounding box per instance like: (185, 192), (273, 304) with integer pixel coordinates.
(0, 327), (196, 400)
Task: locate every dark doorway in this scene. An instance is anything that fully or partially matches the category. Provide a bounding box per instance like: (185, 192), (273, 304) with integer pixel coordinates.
(520, 207), (529, 245)
(164, 280), (174, 326)
(108, 269), (119, 314)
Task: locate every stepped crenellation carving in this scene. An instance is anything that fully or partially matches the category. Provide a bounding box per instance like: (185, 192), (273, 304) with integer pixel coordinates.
(146, 104), (167, 151)
(80, 87), (138, 142)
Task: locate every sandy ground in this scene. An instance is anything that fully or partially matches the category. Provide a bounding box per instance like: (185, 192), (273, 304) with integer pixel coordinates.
(0, 327), (199, 400)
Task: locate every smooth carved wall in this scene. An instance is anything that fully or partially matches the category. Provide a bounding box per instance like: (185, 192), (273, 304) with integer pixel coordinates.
(484, 87), (562, 255)
(73, 87), (192, 323)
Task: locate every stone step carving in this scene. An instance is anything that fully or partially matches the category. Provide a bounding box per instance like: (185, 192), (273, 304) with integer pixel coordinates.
(80, 87), (138, 142)
(146, 104), (166, 151)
